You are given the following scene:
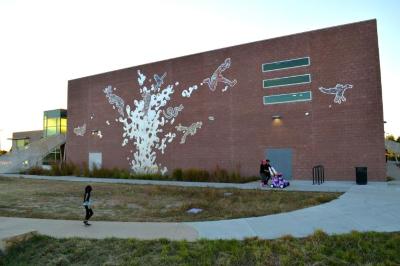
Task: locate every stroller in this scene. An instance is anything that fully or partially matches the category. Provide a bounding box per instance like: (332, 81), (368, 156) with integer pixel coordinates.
(270, 173), (290, 189)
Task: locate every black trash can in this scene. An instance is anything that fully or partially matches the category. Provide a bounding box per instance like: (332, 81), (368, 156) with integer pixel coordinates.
(355, 167), (367, 185)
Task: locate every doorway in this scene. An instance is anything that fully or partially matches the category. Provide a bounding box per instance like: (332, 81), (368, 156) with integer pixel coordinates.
(89, 152), (102, 170)
(265, 148), (293, 179)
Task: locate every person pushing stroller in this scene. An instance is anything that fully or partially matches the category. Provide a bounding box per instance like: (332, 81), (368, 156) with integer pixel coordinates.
(259, 159), (277, 186)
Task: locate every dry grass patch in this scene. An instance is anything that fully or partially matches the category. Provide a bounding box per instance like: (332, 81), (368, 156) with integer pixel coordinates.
(2, 231), (400, 265)
(0, 176), (341, 222)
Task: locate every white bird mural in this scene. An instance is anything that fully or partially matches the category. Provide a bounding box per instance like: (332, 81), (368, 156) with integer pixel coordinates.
(202, 58), (237, 92)
(318, 83), (353, 104)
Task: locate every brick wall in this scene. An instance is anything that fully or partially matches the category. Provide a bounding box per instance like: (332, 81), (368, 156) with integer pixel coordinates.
(67, 19), (385, 181)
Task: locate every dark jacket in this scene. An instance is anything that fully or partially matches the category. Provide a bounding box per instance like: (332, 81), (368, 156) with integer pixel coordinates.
(260, 164), (269, 174)
(260, 163), (274, 176)
(83, 192), (91, 203)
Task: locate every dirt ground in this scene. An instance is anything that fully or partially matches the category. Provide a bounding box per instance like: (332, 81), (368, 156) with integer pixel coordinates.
(0, 176), (341, 222)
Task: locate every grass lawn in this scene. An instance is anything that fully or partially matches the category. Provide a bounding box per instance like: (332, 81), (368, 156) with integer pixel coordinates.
(1, 231), (399, 265)
(0, 176), (340, 222)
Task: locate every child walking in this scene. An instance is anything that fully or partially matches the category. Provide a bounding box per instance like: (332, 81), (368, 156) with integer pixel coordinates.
(83, 185), (94, 226)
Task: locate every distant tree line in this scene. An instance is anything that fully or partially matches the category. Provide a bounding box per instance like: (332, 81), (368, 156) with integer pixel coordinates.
(385, 134), (400, 143)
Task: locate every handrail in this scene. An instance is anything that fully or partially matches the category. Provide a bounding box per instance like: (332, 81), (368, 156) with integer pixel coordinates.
(0, 134), (66, 173)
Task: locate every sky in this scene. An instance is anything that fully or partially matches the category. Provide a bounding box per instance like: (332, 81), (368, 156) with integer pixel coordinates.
(0, 0), (399, 150)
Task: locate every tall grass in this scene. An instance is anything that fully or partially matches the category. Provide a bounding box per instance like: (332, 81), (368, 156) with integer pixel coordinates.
(2, 231), (400, 265)
(23, 162), (258, 183)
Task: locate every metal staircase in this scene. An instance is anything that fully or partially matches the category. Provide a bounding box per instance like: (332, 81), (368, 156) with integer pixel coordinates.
(0, 134), (66, 174)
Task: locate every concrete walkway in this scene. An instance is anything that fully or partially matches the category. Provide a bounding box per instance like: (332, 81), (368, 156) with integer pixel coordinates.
(1, 172), (400, 241)
(2, 173), (374, 192)
(188, 184), (400, 239)
(0, 217), (198, 241)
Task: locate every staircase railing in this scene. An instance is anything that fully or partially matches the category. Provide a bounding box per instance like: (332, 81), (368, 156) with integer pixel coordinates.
(0, 134), (66, 173)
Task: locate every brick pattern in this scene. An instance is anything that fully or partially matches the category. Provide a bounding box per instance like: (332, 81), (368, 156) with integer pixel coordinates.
(67, 20), (385, 181)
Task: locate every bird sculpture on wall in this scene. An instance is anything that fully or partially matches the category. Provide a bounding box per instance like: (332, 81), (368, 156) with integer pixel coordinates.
(318, 83), (353, 104)
(154, 72), (166, 89)
(202, 58), (237, 92)
(103, 86), (125, 116)
(73, 123), (86, 136)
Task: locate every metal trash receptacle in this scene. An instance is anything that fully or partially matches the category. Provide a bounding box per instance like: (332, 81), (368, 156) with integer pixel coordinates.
(355, 167), (367, 185)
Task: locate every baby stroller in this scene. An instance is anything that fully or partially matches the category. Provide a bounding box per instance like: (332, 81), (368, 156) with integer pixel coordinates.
(270, 173), (290, 189)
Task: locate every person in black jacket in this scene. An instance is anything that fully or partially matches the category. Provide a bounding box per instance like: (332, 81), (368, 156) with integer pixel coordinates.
(259, 160), (270, 186)
(83, 185), (94, 226)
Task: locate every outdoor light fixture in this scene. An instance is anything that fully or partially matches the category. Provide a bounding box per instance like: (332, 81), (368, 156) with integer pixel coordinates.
(305, 112), (310, 116)
(272, 115), (281, 120)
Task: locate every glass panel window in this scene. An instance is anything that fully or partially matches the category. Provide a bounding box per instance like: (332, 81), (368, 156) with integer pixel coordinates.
(16, 140), (22, 148)
(46, 127), (57, 136)
(61, 118), (67, 128)
(47, 118), (57, 127)
(61, 118), (67, 134)
(263, 74), (311, 88)
(263, 91), (312, 105)
(43, 115), (47, 130)
(43, 109), (67, 137)
(262, 57), (310, 72)
(16, 139), (29, 149)
(43, 148), (61, 165)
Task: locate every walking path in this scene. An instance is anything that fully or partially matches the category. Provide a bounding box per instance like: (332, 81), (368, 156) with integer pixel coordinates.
(0, 217), (199, 241)
(189, 184), (400, 239)
(1, 173), (371, 192)
(1, 167), (400, 242)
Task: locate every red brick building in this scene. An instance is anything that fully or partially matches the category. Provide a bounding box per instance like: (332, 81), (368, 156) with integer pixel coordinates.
(67, 19), (385, 181)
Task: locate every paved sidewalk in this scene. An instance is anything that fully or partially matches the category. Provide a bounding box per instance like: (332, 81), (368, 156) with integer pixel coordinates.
(0, 181), (399, 241)
(187, 184), (400, 239)
(0, 217), (198, 241)
(2, 173), (387, 192)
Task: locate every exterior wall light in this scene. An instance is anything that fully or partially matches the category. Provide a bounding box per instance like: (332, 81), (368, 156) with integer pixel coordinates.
(305, 112), (310, 116)
(272, 115), (282, 126)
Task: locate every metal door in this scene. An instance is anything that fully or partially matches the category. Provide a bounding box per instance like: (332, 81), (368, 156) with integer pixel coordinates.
(265, 148), (293, 179)
(88, 152), (102, 170)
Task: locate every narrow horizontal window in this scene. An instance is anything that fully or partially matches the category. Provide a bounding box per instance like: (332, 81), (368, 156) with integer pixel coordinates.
(263, 74), (311, 88)
(262, 57), (310, 72)
(263, 91), (312, 105)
